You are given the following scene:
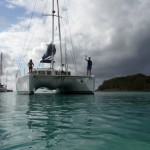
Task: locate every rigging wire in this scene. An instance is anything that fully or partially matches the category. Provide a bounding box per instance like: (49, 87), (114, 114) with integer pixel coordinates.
(61, 18), (73, 72)
(24, 0), (48, 61)
(17, 0), (38, 76)
(61, 19), (78, 74)
(17, 0), (79, 77)
(63, 0), (78, 75)
(18, 0), (48, 72)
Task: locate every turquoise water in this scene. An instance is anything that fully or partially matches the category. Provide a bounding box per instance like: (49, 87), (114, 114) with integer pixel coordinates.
(0, 92), (150, 150)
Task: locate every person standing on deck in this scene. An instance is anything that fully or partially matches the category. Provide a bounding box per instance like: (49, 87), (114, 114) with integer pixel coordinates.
(85, 55), (92, 76)
(28, 59), (34, 73)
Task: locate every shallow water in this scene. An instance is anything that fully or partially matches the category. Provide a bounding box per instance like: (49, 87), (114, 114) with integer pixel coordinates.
(0, 92), (150, 150)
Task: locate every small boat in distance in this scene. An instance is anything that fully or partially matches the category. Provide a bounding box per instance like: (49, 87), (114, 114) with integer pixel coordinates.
(16, 0), (95, 95)
(0, 83), (7, 92)
(7, 89), (13, 92)
(0, 53), (7, 92)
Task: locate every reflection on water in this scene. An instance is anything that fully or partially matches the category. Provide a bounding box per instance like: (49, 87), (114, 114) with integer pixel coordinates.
(26, 94), (96, 149)
(0, 92), (150, 150)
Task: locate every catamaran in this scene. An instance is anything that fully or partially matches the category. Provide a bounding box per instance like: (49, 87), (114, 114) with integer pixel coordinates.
(16, 0), (95, 95)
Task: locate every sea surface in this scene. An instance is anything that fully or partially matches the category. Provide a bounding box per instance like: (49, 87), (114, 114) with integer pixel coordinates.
(0, 92), (150, 150)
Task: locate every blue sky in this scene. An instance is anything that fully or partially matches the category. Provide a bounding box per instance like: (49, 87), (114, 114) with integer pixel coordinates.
(0, 1), (26, 30)
(1, 0), (150, 90)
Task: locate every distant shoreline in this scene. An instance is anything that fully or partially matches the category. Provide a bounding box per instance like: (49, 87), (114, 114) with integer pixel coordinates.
(96, 90), (150, 92)
(97, 73), (150, 92)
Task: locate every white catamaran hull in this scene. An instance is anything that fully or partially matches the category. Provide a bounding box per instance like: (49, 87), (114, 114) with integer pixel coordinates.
(16, 0), (96, 95)
(16, 74), (95, 95)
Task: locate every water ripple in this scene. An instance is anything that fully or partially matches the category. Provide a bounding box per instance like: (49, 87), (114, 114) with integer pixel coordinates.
(0, 92), (150, 149)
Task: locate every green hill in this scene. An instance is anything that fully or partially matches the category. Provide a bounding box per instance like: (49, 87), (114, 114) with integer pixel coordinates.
(97, 73), (150, 92)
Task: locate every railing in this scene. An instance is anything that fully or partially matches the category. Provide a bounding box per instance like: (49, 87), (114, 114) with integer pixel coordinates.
(31, 70), (71, 76)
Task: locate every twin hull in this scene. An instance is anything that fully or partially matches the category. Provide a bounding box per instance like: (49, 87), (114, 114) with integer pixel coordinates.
(16, 74), (95, 95)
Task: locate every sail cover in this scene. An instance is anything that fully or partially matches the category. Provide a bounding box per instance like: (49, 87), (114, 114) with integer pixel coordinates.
(40, 43), (56, 63)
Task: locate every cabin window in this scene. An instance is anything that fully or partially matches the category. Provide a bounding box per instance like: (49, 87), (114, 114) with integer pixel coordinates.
(61, 71), (65, 75)
(47, 71), (51, 75)
(55, 71), (58, 75)
(39, 71), (45, 75)
(32, 71), (37, 75)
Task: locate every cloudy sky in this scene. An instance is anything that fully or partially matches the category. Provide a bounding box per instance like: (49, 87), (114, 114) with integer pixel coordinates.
(0, 0), (150, 90)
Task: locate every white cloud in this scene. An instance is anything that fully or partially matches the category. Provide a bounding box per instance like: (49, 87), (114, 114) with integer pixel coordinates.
(1, 0), (150, 90)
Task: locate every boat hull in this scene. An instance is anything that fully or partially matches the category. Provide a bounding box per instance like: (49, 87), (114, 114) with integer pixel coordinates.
(16, 74), (95, 95)
(0, 87), (7, 92)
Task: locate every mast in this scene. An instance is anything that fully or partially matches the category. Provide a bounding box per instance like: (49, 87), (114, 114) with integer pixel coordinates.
(0, 53), (2, 75)
(0, 53), (2, 83)
(6, 70), (8, 88)
(51, 0), (55, 69)
(57, 0), (63, 69)
(64, 38), (68, 71)
(42, 0), (63, 69)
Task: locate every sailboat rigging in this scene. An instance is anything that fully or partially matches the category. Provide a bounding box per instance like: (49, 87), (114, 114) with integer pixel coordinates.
(16, 0), (95, 95)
